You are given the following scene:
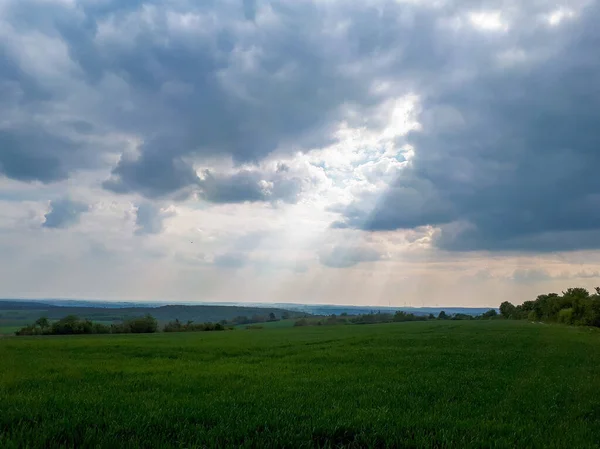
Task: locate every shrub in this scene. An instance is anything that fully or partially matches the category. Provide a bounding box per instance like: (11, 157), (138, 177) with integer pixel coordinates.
(558, 308), (574, 325)
(92, 323), (111, 334)
(17, 314), (159, 336)
(15, 325), (42, 336)
(110, 323), (129, 334)
(124, 315), (158, 333)
(163, 319), (226, 332)
(294, 318), (309, 327)
(51, 316), (93, 335)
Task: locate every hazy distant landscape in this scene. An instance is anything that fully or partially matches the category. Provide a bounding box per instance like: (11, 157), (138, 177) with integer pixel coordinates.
(0, 299), (495, 336)
(0, 300), (303, 335)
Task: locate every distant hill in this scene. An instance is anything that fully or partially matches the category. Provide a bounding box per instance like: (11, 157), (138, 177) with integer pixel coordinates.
(0, 299), (496, 332)
(200, 302), (497, 317)
(0, 300), (60, 310)
(288, 305), (497, 317)
(0, 299), (162, 308)
(0, 301), (305, 330)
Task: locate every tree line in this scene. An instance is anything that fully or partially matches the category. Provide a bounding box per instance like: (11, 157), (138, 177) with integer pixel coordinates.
(15, 306), (507, 336)
(15, 314), (232, 336)
(499, 287), (600, 327)
(163, 319), (227, 332)
(15, 314), (159, 336)
(229, 312), (283, 325)
(293, 309), (498, 327)
(14, 308), (302, 336)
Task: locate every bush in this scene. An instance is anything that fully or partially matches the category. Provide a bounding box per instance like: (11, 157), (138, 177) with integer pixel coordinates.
(110, 323), (129, 334)
(558, 308), (574, 325)
(51, 316), (93, 335)
(16, 314), (160, 336)
(163, 319), (226, 332)
(246, 325), (263, 330)
(15, 325), (43, 336)
(294, 318), (309, 327)
(92, 323), (111, 334)
(124, 315), (158, 333)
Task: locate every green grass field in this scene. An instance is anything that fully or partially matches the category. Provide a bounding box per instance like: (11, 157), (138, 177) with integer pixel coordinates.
(1, 321), (599, 448)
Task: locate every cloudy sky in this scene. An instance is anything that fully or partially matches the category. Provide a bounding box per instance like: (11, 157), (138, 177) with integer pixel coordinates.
(1, 0), (600, 307)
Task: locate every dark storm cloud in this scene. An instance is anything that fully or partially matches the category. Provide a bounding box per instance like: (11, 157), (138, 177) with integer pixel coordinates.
(198, 168), (303, 204)
(42, 198), (89, 229)
(4, 0), (600, 253)
(0, 127), (74, 183)
(103, 142), (201, 199)
(0, 0), (461, 195)
(339, 2), (600, 252)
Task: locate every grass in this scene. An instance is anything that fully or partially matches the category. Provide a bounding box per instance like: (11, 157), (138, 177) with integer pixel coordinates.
(1, 321), (599, 448)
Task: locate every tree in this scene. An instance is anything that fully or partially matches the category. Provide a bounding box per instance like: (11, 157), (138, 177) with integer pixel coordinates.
(51, 315), (85, 334)
(35, 317), (50, 330)
(481, 309), (497, 319)
(125, 314), (158, 333)
(268, 312), (277, 322)
(563, 287), (590, 299)
(498, 288), (600, 328)
(499, 301), (517, 319)
(437, 311), (448, 320)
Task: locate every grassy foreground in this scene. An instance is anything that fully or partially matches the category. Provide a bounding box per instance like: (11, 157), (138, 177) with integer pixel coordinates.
(1, 321), (599, 448)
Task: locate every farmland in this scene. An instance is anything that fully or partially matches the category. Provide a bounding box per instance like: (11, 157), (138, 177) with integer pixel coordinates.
(0, 301), (305, 334)
(1, 321), (599, 448)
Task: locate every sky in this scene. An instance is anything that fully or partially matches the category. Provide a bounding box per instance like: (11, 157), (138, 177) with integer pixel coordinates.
(1, 0), (600, 307)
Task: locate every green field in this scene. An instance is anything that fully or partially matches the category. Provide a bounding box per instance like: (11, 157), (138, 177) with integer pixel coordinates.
(0, 326), (20, 335)
(1, 321), (599, 448)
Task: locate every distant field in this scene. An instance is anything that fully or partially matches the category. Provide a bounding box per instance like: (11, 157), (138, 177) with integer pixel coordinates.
(0, 309), (50, 329)
(0, 326), (20, 335)
(0, 302), (304, 331)
(1, 321), (599, 448)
